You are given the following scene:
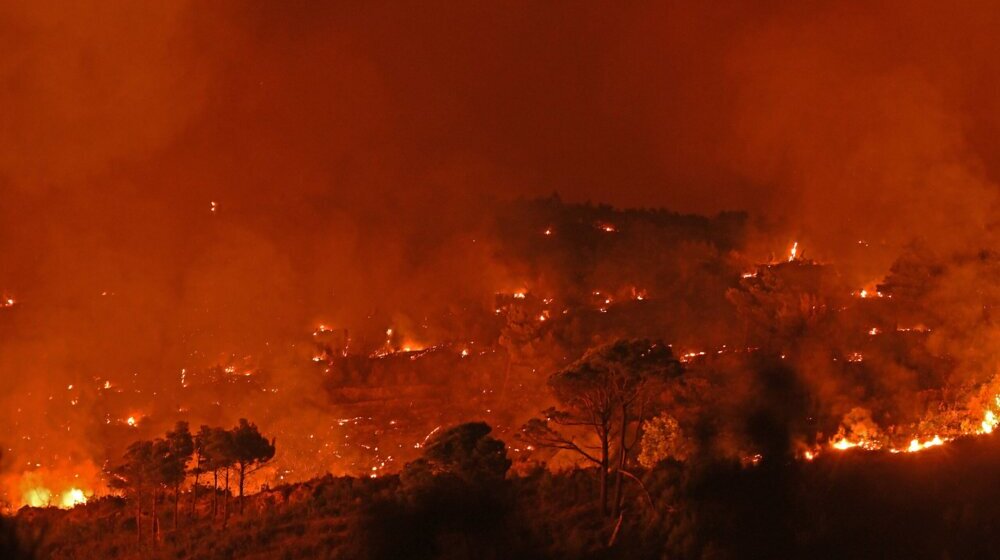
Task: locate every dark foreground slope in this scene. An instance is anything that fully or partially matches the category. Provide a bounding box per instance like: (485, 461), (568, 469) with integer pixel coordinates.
(12, 433), (1000, 559)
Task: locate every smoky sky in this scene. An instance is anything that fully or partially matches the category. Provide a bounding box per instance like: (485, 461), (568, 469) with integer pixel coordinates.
(5, 2), (1000, 269)
(4, 0), (1000, 497)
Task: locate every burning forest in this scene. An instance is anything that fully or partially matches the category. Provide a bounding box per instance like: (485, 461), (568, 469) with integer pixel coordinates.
(7, 2), (1000, 559)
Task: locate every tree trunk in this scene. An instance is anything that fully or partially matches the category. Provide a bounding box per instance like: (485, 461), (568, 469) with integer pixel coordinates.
(223, 467), (230, 528)
(612, 404), (628, 518)
(212, 469), (218, 517)
(151, 489), (158, 543)
(191, 466), (200, 518)
(173, 483), (180, 531)
(600, 435), (609, 516)
(238, 462), (246, 515)
(136, 488), (143, 544)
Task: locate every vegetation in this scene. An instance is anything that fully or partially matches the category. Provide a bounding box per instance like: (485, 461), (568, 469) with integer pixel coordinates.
(14, 424), (1000, 559)
(104, 419), (274, 543)
(520, 339), (682, 517)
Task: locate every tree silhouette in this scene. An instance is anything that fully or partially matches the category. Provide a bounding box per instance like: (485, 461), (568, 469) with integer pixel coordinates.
(163, 421), (194, 530)
(190, 425), (213, 517)
(203, 427), (235, 524)
(230, 419), (276, 514)
(107, 439), (156, 542)
(411, 421), (510, 484)
(521, 339), (681, 516)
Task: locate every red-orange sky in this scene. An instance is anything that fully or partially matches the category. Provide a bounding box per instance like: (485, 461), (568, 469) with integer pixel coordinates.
(4, 0), (1000, 504)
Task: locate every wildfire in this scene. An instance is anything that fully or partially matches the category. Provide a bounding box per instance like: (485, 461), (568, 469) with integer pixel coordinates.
(982, 410), (998, 434)
(831, 438), (880, 451)
(22, 487), (51, 508)
(60, 488), (87, 508)
(854, 284), (888, 299)
(904, 436), (944, 453)
(679, 350), (707, 363)
(21, 486), (89, 509)
(1, 295), (15, 308)
(788, 241), (798, 262)
(978, 397), (1000, 434)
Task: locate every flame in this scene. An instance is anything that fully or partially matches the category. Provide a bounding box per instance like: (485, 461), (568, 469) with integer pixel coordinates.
(60, 488), (87, 508)
(983, 410), (998, 434)
(905, 436), (944, 453)
(20, 485), (89, 509)
(679, 350), (707, 363)
(22, 487), (52, 508)
(788, 241), (798, 261)
(831, 438), (856, 450)
(854, 282), (888, 299)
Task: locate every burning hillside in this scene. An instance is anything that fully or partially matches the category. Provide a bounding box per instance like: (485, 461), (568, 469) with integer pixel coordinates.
(8, 198), (1000, 512)
(8, 2), (1000, 558)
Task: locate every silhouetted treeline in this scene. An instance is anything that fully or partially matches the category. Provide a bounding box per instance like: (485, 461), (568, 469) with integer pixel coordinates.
(104, 418), (274, 544)
(20, 421), (1000, 559)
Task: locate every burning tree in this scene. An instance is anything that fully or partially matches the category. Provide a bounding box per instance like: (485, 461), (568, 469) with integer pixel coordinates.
(520, 339), (682, 517)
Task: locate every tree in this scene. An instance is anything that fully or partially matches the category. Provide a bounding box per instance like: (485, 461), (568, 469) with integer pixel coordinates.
(149, 438), (170, 540)
(164, 421), (194, 530)
(203, 427), (235, 523)
(726, 260), (842, 352)
(638, 413), (690, 468)
(106, 440), (155, 543)
(190, 425), (213, 517)
(408, 421), (510, 484)
(520, 339), (681, 516)
(230, 419), (276, 514)
(370, 422), (516, 559)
